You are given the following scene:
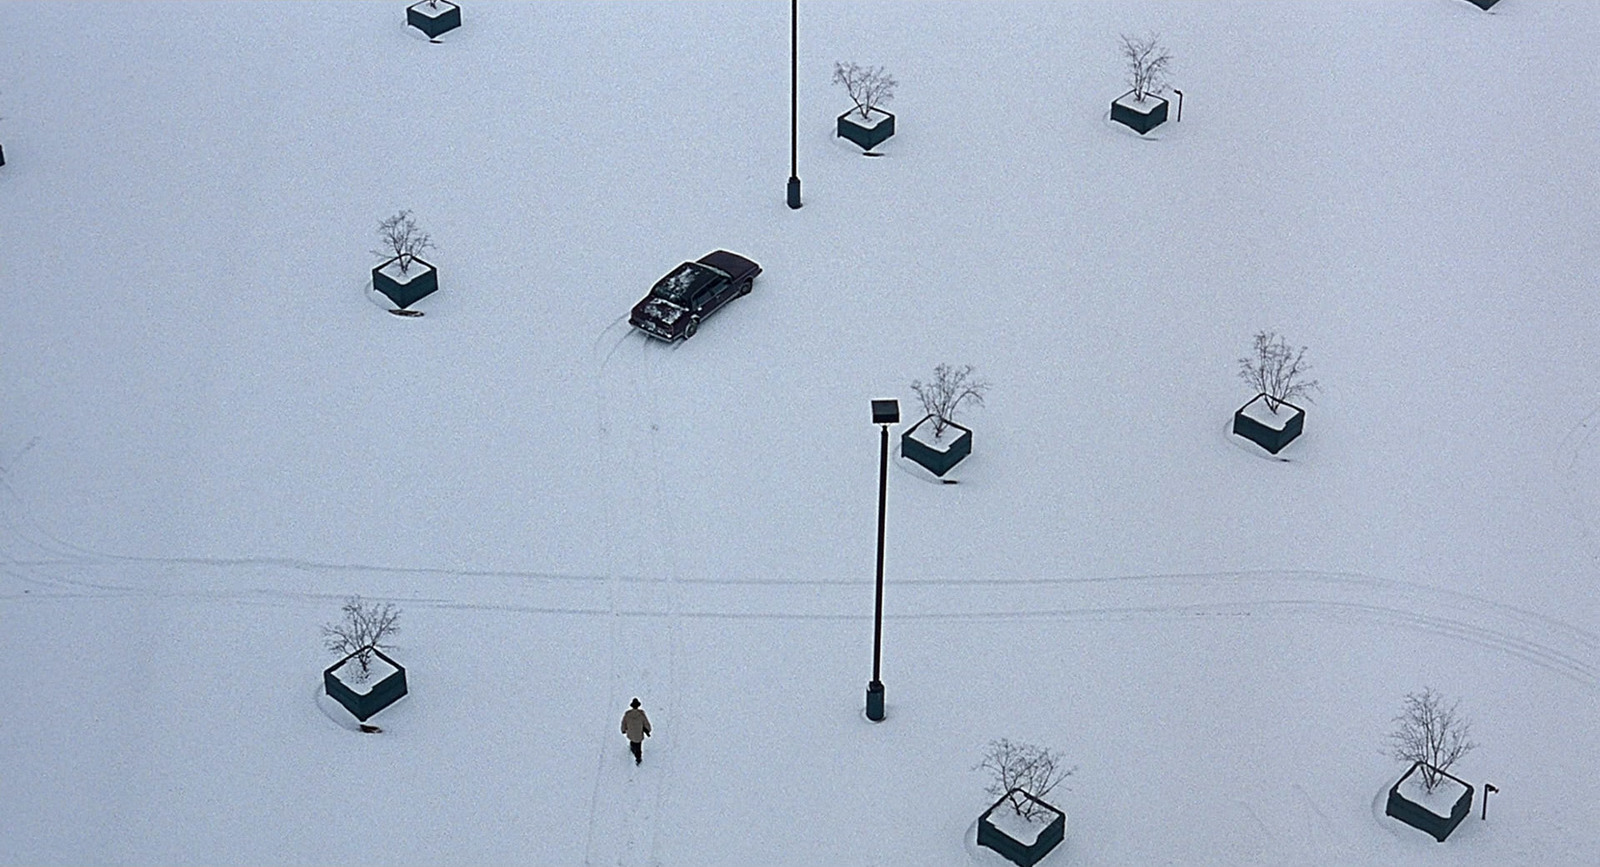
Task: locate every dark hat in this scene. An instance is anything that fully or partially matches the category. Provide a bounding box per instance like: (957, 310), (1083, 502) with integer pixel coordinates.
(631, 698), (641, 708)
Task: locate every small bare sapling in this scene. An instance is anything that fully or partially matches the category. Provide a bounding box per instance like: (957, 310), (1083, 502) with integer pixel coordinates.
(975, 739), (1074, 821)
(1237, 330), (1319, 413)
(322, 596), (402, 682)
(833, 61), (897, 121)
(911, 363), (988, 439)
(373, 210), (434, 276)
(1119, 32), (1173, 102)
(1388, 688), (1477, 794)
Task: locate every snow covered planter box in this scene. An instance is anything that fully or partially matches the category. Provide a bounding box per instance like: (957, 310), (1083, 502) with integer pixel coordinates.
(1386, 761), (1473, 842)
(407, 0), (461, 39)
(901, 413), (971, 477)
(978, 789), (1066, 867)
(1464, 0), (1499, 8)
(1233, 393), (1304, 455)
(324, 647), (408, 723)
(1110, 90), (1168, 135)
(372, 256), (438, 310)
(837, 108), (895, 152)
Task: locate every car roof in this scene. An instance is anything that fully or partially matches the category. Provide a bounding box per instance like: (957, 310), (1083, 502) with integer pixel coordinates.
(696, 250), (755, 277)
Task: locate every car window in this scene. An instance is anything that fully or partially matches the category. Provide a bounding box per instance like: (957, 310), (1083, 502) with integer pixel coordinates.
(652, 263), (714, 304)
(691, 281), (719, 308)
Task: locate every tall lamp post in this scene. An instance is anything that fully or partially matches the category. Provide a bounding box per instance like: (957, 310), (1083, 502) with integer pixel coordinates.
(786, 0), (802, 209)
(866, 399), (898, 721)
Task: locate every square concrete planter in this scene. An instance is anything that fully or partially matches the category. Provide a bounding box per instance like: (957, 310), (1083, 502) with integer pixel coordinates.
(324, 646), (408, 723)
(978, 789), (1066, 867)
(373, 255), (438, 309)
(1111, 90), (1169, 135)
(407, 0), (461, 39)
(1233, 393), (1304, 455)
(837, 107), (895, 152)
(901, 413), (971, 477)
(1385, 761), (1474, 842)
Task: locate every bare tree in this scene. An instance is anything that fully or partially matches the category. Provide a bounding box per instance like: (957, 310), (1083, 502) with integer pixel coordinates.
(1119, 32), (1173, 102)
(322, 596), (402, 681)
(833, 61), (897, 121)
(1388, 688), (1477, 794)
(975, 739), (1074, 821)
(1237, 330), (1319, 413)
(373, 210), (434, 276)
(912, 363), (989, 439)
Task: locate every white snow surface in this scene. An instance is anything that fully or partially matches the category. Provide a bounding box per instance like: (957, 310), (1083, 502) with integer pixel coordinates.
(411, 0), (457, 21)
(1239, 392), (1301, 429)
(1113, 90), (1167, 112)
(1, 2), (1598, 865)
(377, 255), (432, 284)
(1399, 771), (1472, 819)
(906, 413), (968, 449)
(985, 801), (1061, 848)
(330, 651), (399, 691)
(844, 106), (893, 129)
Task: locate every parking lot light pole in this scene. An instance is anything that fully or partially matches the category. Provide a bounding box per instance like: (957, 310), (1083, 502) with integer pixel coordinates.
(786, 0), (802, 209)
(867, 399), (898, 721)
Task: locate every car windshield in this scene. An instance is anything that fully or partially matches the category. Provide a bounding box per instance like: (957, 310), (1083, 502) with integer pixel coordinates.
(650, 263), (718, 304)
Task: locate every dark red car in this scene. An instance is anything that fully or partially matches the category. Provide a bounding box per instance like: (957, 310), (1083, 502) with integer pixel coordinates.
(629, 250), (761, 341)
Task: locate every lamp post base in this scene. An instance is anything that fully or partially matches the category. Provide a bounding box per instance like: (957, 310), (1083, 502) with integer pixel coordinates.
(786, 176), (802, 209)
(866, 680), (885, 721)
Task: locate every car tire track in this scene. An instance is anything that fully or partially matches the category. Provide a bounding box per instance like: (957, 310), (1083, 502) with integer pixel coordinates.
(585, 319), (683, 866)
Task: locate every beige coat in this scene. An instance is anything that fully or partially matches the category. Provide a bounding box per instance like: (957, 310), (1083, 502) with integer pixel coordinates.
(621, 707), (651, 743)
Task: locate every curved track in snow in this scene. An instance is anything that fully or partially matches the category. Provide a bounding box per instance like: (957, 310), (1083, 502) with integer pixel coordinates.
(0, 377), (1596, 702)
(1, 482), (1593, 691)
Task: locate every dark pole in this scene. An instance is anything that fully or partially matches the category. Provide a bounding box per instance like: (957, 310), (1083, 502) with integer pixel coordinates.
(873, 422), (889, 680)
(1482, 783), (1498, 820)
(1174, 89), (1183, 122)
(867, 421), (888, 720)
(786, 0), (802, 209)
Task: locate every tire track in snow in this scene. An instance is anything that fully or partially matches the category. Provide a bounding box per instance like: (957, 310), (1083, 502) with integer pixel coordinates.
(584, 321), (683, 866)
(2, 413), (1595, 697)
(584, 319), (637, 865)
(1557, 401), (1600, 569)
(3, 498), (1594, 691)
(645, 340), (684, 867)
(3, 487), (1592, 692)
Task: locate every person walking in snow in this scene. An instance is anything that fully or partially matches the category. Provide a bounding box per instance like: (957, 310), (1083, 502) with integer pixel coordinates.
(621, 697), (651, 765)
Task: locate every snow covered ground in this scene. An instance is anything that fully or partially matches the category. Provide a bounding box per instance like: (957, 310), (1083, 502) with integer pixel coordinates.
(1, 1), (1596, 864)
